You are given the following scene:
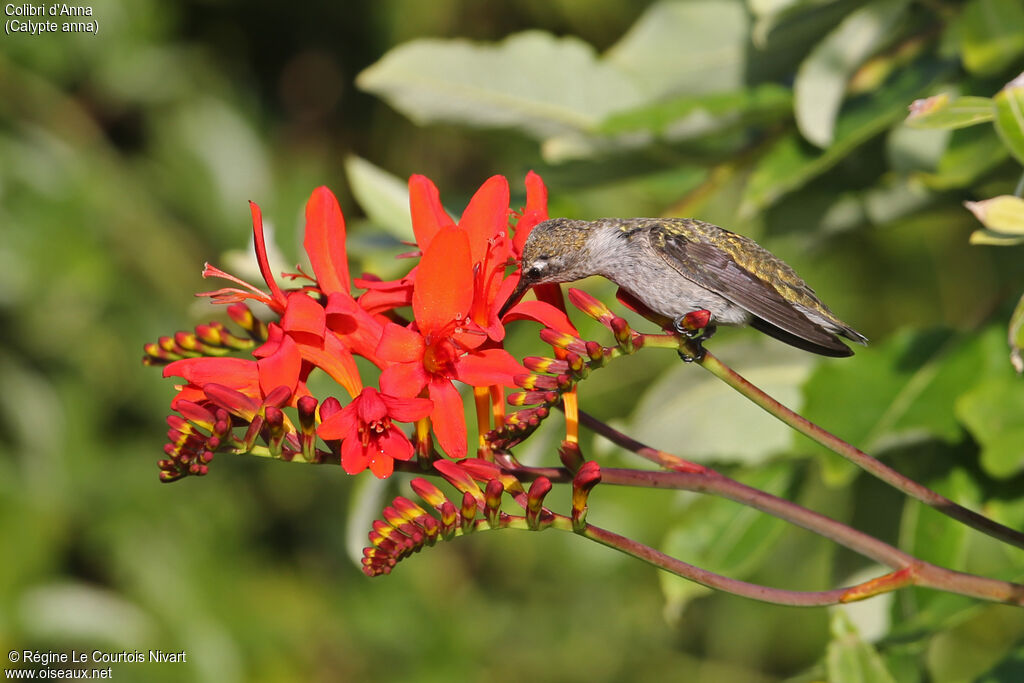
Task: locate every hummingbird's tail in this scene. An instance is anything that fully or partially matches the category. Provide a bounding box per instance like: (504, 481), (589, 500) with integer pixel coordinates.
(750, 316), (863, 357)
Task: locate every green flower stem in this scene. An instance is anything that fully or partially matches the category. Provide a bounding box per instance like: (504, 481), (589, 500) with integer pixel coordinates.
(694, 347), (1024, 550)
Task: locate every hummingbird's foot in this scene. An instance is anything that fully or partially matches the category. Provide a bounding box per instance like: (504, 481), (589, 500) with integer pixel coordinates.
(672, 310), (713, 339)
(673, 313), (715, 363)
(677, 345), (705, 363)
(676, 331), (713, 362)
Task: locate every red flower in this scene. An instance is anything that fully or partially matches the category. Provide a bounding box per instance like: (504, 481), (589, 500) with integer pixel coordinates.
(302, 187), (386, 367)
(148, 174), (568, 482)
(318, 387), (432, 478)
(512, 170), (549, 256)
(199, 187), (381, 396)
(413, 174), (512, 341)
(376, 225), (526, 458)
(355, 174), (514, 341)
(163, 327), (305, 413)
(198, 200), (289, 314)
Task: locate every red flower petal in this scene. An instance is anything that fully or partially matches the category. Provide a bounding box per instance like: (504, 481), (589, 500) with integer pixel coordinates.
(281, 292), (326, 344)
(379, 429), (414, 462)
(250, 201), (287, 310)
(168, 386), (208, 410)
(412, 226), (472, 334)
(379, 361), (429, 398)
(379, 393), (433, 422)
(324, 293), (384, 363)
(341, 435), (370, 475)
(368, 451), (395, 478)
(472, 240), (513, 342)
(318, 403), (358, 440)
(355, 269), (416, 291)
(355, 387), (388, 423)
(257, 333), (301, 398)
(459, 175), (509, 265)
(252, 323), (284, 359)
(376, 323), (426, 363)
(409, 175), (455, 249)
(356, 282), (415, 316)
(513, 171), (549, 254)
(323, 291), (360, 332)
(427, 379), (466, 459)
(502, 299), (579, 335)
(163, 356), (259, 389)
(302, 186), (350, 295)
(525, 170), (547, 214)
(299, 332), (363, 399)
(455, 348), (527, 388)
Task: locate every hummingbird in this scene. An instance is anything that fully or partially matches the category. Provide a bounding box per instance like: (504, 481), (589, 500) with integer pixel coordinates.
(499, 217), (867, 357)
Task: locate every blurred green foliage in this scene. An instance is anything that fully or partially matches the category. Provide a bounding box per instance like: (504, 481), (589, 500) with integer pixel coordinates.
(2, 0), (1023, 681)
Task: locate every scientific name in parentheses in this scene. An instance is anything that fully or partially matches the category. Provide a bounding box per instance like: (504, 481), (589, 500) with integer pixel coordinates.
(5, 4), (93, 35)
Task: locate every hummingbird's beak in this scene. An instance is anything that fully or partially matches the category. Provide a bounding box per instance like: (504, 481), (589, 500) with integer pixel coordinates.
(498, 276), (532, 318)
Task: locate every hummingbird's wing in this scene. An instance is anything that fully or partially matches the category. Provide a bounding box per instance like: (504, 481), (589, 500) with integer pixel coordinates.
(648, 224), (855, 357)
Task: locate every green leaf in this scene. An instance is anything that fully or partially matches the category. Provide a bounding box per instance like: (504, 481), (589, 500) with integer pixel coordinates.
(993, 74), (1024, 165)
(344, 155), (413, 241)
(905, 94), (995, 130)
(356, 31), (644, 140)
(750, 0), (843, 47)
(748, 0), (809, 19)
(955, 374), (1024, 478)
(959, 0), (1024, 77)
(659, 462), (793, 620)
(743, 60), (946, 215)
(604, 0), (748, 98)
(794, 0), (911, 147)
(750, 0), (865, 71)
(597, 84), (792, 139)
(826, 611), (898, 683)
(629, 339), (817, 465)
(964, 194), (1024, 235)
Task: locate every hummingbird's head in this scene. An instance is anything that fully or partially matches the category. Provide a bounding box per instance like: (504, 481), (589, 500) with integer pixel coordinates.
(499, 218), (594, 317)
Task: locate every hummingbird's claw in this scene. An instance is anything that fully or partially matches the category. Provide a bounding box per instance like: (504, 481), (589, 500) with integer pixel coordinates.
(672, 314), (716, 340)
(673, 315), (714, 363)
(676, 344), (706, 363)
